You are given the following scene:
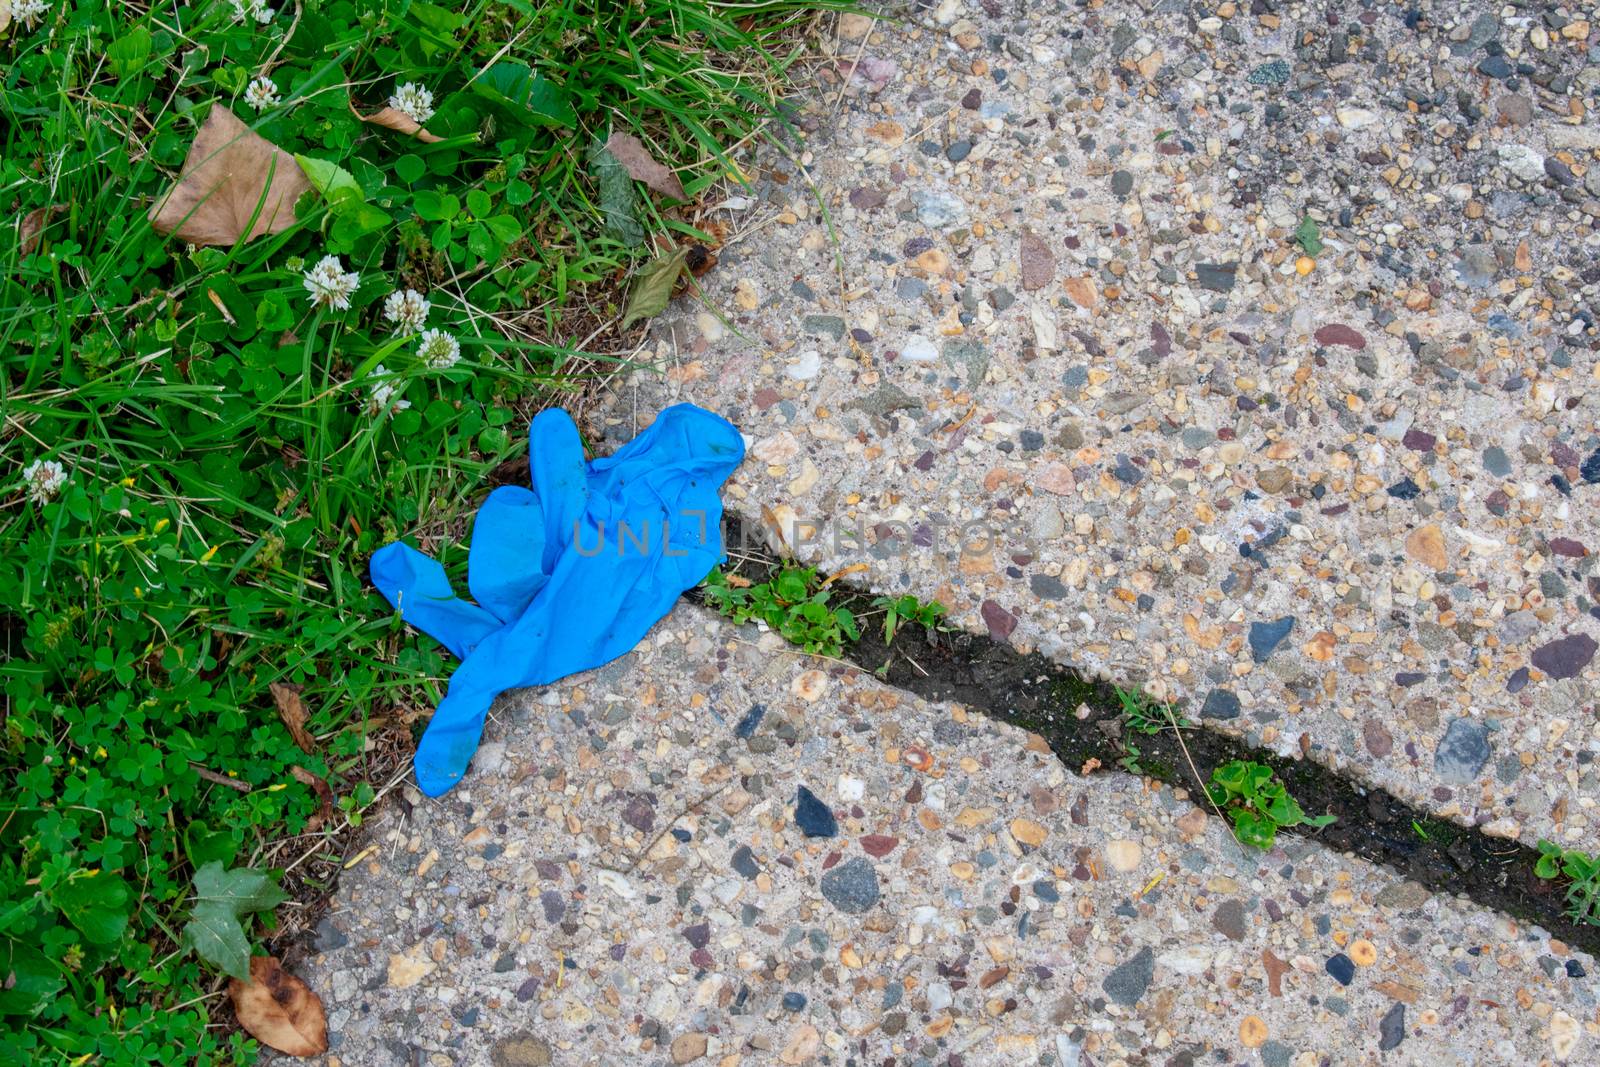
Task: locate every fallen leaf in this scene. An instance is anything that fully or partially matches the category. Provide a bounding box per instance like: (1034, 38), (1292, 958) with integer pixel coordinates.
(620, 245), (689, 329)
(229, 955), (328, 1058)
(19, 204), (66, 255)
(149, 107), (312, 246)
(289, 765), (335, 832)
(603, 130), (686, 200)
(349, 99), (442, 143)
(589, 140), (645, 247)
(269, 682), (317, 754)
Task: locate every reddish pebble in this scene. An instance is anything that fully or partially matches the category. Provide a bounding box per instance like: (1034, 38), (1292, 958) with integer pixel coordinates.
(860, 835), (899, 858)
(980, 600), (1018, 640)
(1549, 537), (1588, 558)
(1314, 323), (1367, 349)
(1401, 428), (1436, 452)
(822, 850), (842, 870)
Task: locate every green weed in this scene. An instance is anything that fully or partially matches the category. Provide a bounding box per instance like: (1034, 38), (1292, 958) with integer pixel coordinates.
(1534, 842), (1600, 927)
(1206, 760), (1335, 850)
(1293, 215), (1324, 256)
(1114, 686), (1191, 735)
(871, 593), (947, 645)
(702, 566), (860, 658)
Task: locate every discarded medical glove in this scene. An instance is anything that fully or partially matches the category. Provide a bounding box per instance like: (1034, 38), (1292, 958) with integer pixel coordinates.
(370, 403), (744, 795)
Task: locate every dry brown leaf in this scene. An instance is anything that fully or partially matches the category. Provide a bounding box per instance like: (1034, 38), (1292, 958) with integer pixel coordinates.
(604, 130), (686, 201)
(19, 204), (66, 255)
(269, 682), (317, 755)
(350, 100), (443, 143)
(149, 107), (312, 246)
(289, 765), (335, 833)
(0, 0), (11, 33)
(229, 956), (328, 1058)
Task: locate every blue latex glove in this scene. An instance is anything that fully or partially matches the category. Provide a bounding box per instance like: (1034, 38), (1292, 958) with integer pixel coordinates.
(370, 404), (744, 795)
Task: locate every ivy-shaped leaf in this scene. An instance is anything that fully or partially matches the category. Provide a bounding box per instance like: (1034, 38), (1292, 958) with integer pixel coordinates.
(179, 862), (288, 980)
(192, 861), (288, 914)
(182, 902), (253, 981)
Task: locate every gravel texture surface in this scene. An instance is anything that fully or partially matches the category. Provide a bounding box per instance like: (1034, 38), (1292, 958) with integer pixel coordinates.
(288, 607), (1594, 1065)
(603, 0), (1600, 853)
(286, 4), (1600, 1062)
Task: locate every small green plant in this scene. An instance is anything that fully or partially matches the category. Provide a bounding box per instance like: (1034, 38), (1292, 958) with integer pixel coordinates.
(1534, 841), (1600, 926)
(872, 593), (947, 645)
(1412, 819), (1431, 841)
(1117, 741), (1145, 775)
(1115, 686), (1192, 735)
(1293, 215), (1325, 256)
(703, 567), (860, 657)
(1206, 760), (1335, 850)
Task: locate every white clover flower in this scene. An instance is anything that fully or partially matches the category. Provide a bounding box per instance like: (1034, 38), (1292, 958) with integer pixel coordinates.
(12, 0), (52, 30)
(302, 255), (360, 310)
(230, 0), (274, 24)
(22, 458), (67, 504)
(244, 76), (280, 110)
(367, 365), (410, 413)
(416, 328), (461, 370)
(382, 288), (430, 334)
(388, 83), (435, 125)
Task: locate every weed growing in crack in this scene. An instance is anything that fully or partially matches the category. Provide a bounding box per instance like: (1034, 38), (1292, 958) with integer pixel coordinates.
(1534, 842), (1600, 927)
(702, 566), (859, 658)
(1114, 686), (1192, 735)
(1206, 760), (1336, 850)
(872, 593), (948, 645)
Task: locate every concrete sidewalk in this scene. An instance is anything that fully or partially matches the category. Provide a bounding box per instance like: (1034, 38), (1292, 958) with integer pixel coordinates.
(602, 0), (1600, 854)
(289, 606), (1592, 1065)
(283, 4), (1600, 1063)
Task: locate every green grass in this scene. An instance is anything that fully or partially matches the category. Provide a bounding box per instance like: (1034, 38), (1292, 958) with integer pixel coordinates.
(1, 1), (847, 1060)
